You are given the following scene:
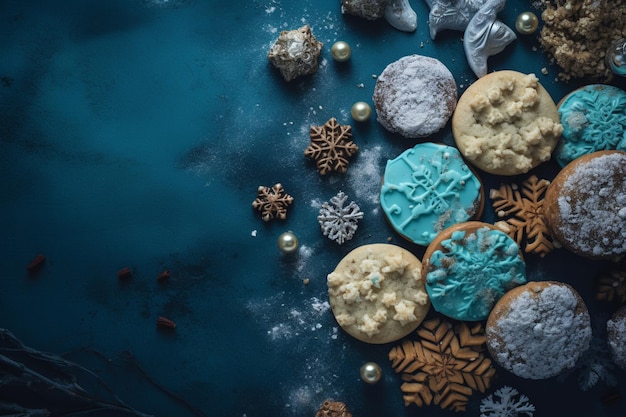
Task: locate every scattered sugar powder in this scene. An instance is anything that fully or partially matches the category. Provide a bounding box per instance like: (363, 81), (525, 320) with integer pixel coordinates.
(347, 145), (383, 206)
(246, 290), (345, 415)
(246, 293), (333, 341)
(489, 284), (592, 379)
(557, 153), (626, 256)
(296, 244), (313, 273)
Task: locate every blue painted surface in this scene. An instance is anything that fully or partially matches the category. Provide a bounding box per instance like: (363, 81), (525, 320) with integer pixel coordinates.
(1, 1), (625, 416)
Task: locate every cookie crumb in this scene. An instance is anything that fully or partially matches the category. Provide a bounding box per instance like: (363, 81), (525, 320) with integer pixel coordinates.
(538, 0), (626, 81)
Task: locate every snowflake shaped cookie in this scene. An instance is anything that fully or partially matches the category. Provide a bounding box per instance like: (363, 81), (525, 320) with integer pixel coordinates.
(389, 318), (496, 412)
(490, 175), (556, 257)
(318, 191), (364, 244)
(480, 386), (535, 417)
(305, 118), (359, 175)
(252, 183), (294, 222)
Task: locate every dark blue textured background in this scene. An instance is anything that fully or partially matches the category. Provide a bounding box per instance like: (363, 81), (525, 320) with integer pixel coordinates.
(1, 1), (625, 416)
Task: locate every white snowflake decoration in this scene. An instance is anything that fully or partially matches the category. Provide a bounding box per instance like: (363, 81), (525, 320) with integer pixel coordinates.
(480, 386), (535, 417)
(317, 191), (364, 244)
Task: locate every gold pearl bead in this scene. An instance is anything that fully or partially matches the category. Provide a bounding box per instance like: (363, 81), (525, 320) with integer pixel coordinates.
(360, 362), (382, 384)
(515, 12), (539, 35)
(351, 101), (372, 122)
(277, 231), (298, 254)
(331, 41), (351, 62)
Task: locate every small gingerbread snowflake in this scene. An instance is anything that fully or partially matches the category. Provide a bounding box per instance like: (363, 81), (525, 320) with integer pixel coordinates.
(305, 118), (359, 175)
(490, 175), (556, 257)
(252, 183), (294, 222)
(317, 191), (363, 244)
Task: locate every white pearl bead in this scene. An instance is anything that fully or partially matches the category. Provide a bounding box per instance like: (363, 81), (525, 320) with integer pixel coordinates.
(331, 41), (351, 62)
(360, 362), (382, 384)
(277, 231), (298, 254)
(351, 101), (371, 122)
(515, 12), (539, 35)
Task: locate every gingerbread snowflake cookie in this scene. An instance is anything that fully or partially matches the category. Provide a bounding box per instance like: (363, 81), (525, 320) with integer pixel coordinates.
(252, 183), (294, 221)
(305, 118), (359, 175)
(389, 318), (496, 411)
(490, 175), (557, 257)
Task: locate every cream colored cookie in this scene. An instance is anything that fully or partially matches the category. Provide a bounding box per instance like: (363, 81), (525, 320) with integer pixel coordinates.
(486, 281), (592, 380)
(544, 150), (626, 259)
(452, 70), (563, 175)
(327, 243), (430, 344)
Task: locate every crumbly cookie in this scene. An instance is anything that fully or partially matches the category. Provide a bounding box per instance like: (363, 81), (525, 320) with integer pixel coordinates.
(422, 222), (526, 321)
(486, 281), (592, 380)
(267, 25), (323, 82)
(373, 55), (457, 138)
(555, 84), (626, 167)
(452, 71), (563, 175)
(380, 142), (483, 246)
(543, 150), (626, 259)
(341, 0), (387, 20)
(607, 306), (626, 371)
(327, 244), (430, 344)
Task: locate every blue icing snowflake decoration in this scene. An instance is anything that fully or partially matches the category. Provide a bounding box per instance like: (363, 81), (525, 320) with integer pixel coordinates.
(380, 143), (482, 246)
(555, 84), (626, 167)
(426, 226), (526, 321)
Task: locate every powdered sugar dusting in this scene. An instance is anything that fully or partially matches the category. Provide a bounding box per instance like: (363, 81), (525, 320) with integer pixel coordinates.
(347, 145), (383, 206)
(557, 153), (626, 256)
(246, 291), (345, 415)
(373, 55), (457, 138)
(488, 283), (592, 379)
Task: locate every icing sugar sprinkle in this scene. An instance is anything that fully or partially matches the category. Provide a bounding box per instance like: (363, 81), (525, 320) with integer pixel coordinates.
(557, 153), (626, 256)
(489, 284), (591, 380)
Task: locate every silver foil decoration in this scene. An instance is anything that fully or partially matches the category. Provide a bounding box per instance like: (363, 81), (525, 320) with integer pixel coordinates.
(424, 0), (484, 39)
(424, 0), (516, 78)
(464, 0), (516, 77)
(385, 0), (418, 32)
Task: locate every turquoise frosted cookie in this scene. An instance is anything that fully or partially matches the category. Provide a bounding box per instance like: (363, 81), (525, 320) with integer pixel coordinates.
(422, 222), (526, 321)
(380, 142), (483, 246)
(555, 84), (626, 167)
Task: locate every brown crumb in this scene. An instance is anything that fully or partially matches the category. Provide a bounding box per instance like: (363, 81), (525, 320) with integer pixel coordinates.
(538, 0), (626, 81)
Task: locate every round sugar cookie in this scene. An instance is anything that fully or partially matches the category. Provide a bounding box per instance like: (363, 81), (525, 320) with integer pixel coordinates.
(327, 244), (430, 344)
(452, 70), (563, 175)
(422, 222), (526, 321)
(543, 150), (626, 259)
(373, 55), (457, 138)
(486, 281), (592, 380)
(380, 142), (484, 246)
(555, 84), (626, 167)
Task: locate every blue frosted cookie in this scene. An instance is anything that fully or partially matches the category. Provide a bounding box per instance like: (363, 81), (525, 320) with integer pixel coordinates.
(380, 142), (483, 246)
(555, 84), (626, 167)
(423, 222), (526, 321)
